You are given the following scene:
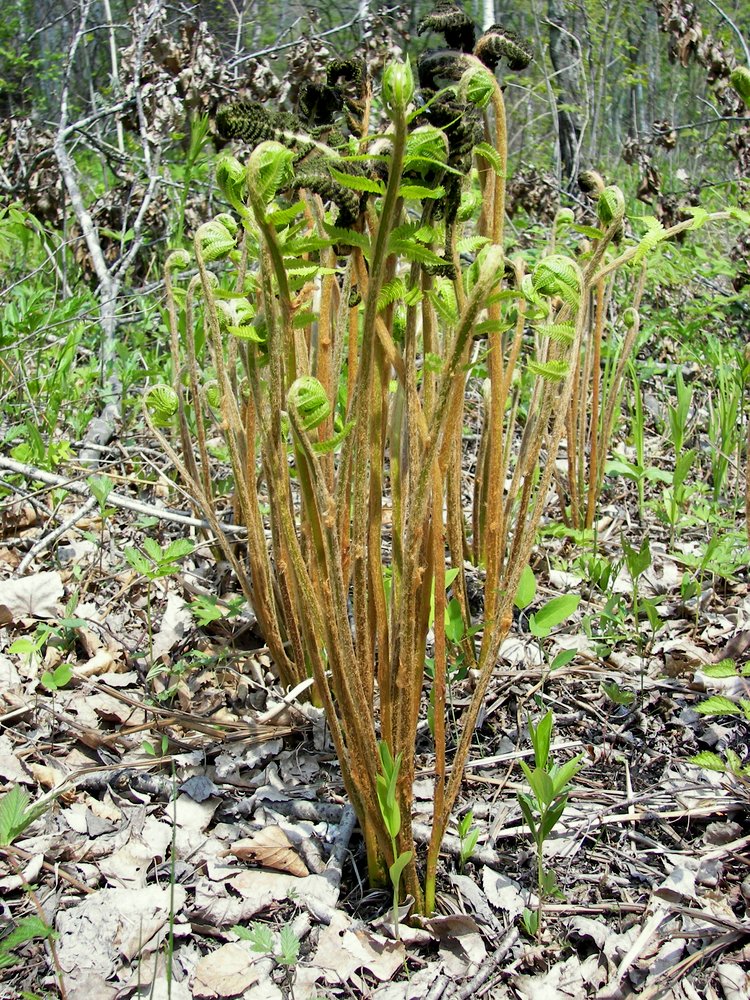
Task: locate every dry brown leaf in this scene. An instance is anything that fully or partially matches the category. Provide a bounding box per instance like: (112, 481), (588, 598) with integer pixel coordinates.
(74, 648), (117, 678)
(191, 943), (264, 998)
(311, 910), (406, 985)
(0, 570), (63, 619)
(227, 826), (309, 877)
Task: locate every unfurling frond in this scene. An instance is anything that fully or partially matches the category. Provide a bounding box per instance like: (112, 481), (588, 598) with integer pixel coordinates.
(287, 376), (331, 432)
(195, 217), (236, 262)
(532, 256), (582, 309)
(475, 25), (532, 72)
(145, 385), (179, 426)
(528, 359), (570, 382)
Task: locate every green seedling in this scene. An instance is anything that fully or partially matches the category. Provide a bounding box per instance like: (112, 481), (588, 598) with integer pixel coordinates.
(517, 710), (583, 937)
(142, 734), (170, 757)
(376, 741), (412, 939)
(0, 916), (57, 971)
(124, 537), (195, 666)
(528, 592), (580, 671)
(457, 809), (480, 871)
(87, 473), (116, 573)
(190, 594), (245, 627)
(233, 921), (301, 967)
(601, 679), (635, 707)
(40, 662), (72, 693)
(667, 368), (693, 457)
(660, 448), (696, 547)
(0, 784), (57, 846)
(621, 533), (653, 695)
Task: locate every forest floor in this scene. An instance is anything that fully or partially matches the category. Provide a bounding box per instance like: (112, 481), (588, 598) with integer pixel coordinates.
(1, 417), (750, 1000)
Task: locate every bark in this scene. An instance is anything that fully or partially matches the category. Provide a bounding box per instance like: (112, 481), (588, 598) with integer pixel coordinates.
(547, 0), (583, 191)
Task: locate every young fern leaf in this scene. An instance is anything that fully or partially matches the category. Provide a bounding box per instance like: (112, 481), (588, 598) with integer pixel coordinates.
(322, 224), (372, 257)
(532, 256), (582, 310)
(378, 277), (407, 311)
(537, 322), (576, 346)
(399, 183), (446, 200)
(328, 166), (385, 195)
(528, 359), (570, 382)
(632, 218), (667, 266)
(247, 141), (296, 207)
(313, 420), (356, 454)
(388, 237), (450, 268)
(145, 385), (179, 426)
(426, 284), (458, 324)
(474, 141), (504, 175)
(287, 376), (331, 432)
(457, 235), (490, 255)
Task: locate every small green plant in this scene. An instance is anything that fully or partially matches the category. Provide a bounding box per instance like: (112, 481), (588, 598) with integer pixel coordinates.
(0, 915), (57, 971)
(517, 711), (583, 936)
(190, 593), (245, 627)
(667, 367), (693, 457)
(601, 679), (635, 707)
(0, 784), (56, 846)
(124, 537), (195, 666)
(233, 921), (300, 967)
(88, 473), (116, 573)
(690, 661), (750, 778)
(457, 809), (480, 871)
(376, 741), (412, 939)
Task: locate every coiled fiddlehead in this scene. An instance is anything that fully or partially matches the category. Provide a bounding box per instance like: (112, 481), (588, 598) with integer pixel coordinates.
(287, 376), (331, 432)
(474, 25), (533, 72)
(145, 384), (179, 426)
(532, 255), (583, 310)
(417, 1), (476, 53)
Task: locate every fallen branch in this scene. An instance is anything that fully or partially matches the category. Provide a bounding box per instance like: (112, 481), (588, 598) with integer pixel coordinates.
(0, 455), (245, 535)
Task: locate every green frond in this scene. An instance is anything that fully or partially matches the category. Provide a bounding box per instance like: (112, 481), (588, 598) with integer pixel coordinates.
(287, 376), (331, 432)
(145, 384), (179, 426)
(399, 184), (446, 200)
(532, 256), (582, 309)
(537, 322), (576, 345)
(474, 142), (504, 176)
(457, 236), (490, 255)
(632, 218), (667, 266)
(322, 224), (372, 256)
(527, 359), (570, 382)
(328, 167), (385, 195)
(378, 277), (407, 312)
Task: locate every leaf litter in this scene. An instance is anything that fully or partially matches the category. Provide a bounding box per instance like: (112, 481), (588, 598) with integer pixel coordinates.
(1, 452), (750, 999)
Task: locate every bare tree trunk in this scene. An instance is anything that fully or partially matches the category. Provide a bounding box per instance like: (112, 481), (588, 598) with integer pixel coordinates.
(547, 0), (582, 191)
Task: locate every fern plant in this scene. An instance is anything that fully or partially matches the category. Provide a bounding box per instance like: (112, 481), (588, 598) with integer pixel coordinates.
(146, 2), (709, 915)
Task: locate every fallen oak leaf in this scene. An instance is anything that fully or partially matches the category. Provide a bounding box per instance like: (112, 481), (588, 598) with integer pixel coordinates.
(224, 826), (309, 877)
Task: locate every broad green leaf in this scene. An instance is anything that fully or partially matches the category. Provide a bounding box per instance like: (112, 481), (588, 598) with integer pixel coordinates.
(550, 754), (583, 795)
(143, 537), (163, 562)
(124, 547), (152, 577)
(389, 850), (413, 886)
(529, 594), (580, 638)
(701, 660), (737, 678)
(514, 565), (537, 610)
(550, 648), (576, 671)
(530, 711), (553, 770)
(0, 785), (30, 845)
(163, 539), (195, 563)
(445, 598), (464, 644)
(517, 793), (538, 843)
